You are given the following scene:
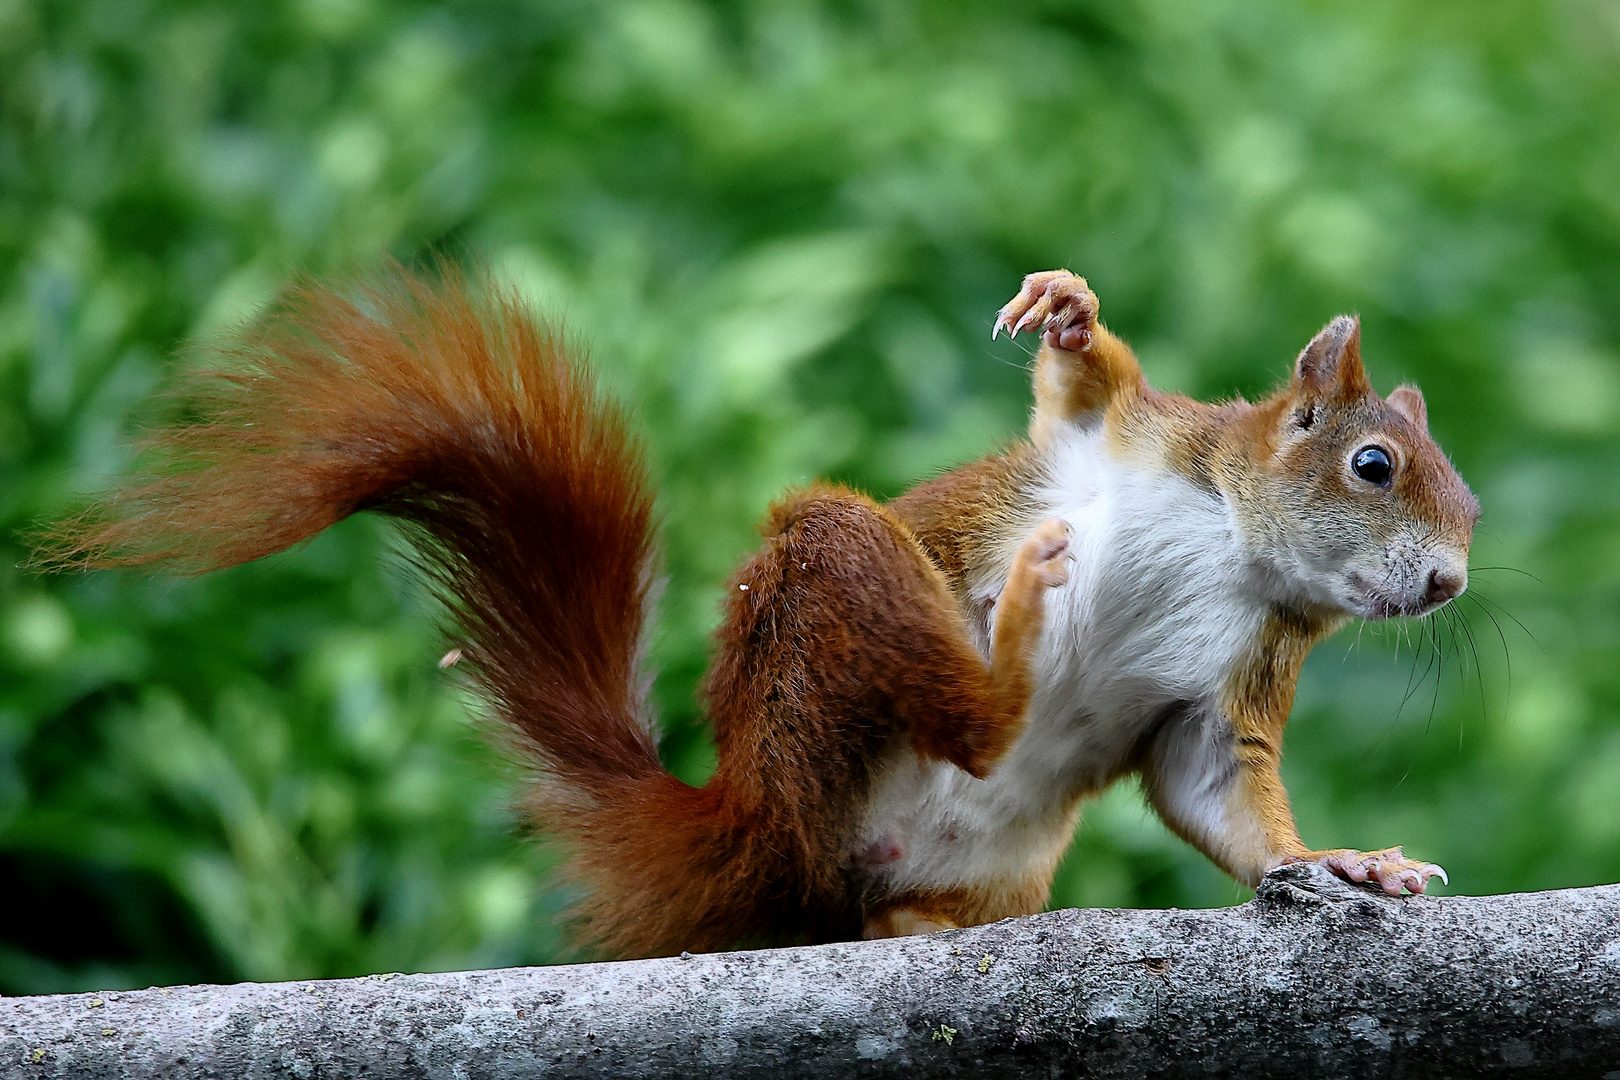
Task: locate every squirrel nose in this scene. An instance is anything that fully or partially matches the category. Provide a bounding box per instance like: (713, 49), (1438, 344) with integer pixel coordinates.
(1426, 567), (1466, 605)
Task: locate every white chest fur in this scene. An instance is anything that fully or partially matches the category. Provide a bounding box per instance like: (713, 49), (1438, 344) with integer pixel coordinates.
(856, 424), (1268, 896)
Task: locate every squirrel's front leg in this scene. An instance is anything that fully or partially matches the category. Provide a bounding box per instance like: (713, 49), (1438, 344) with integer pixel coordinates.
(1138, 609), (1447, 896)
(993, 270), (1146, 445)
(1138, 706), (1448, 897)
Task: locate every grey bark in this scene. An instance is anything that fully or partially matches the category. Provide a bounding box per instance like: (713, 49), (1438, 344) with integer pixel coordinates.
(2, 864), (1617, 1079)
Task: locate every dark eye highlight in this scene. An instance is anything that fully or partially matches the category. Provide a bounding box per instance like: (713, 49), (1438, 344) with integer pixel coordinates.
(1352, 445), (1393, 487)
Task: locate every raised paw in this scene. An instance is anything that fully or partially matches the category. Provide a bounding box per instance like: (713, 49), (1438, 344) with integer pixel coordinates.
(992, 270), (1099, 352)
(1288, 847), (1448, 897)
(1016, 518), (1072, 589)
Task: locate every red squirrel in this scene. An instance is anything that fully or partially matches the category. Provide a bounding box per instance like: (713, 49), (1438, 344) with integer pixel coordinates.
(46, 265), (1477, 958)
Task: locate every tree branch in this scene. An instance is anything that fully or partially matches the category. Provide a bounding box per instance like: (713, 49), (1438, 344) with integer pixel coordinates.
(3, 865), (1617, 1078)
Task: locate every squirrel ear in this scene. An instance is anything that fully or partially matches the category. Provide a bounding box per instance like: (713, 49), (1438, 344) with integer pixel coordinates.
(1387, 384), (1429, 430)
(1293, 315), (1371, 398)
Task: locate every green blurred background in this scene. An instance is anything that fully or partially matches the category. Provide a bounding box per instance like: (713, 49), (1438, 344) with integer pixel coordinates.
(1, 0), (1617, 993)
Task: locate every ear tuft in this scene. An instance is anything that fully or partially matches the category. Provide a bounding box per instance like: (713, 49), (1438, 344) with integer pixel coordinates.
(1293, 315), (1371, 398)
(1387, 384), (1429, 430)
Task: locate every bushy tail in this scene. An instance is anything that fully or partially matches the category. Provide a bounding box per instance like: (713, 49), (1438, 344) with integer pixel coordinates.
(41, 265), (768, 957)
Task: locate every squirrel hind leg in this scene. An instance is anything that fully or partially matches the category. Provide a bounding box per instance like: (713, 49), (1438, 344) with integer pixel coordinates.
(863, 876), (1053, 938)
(697, 492), (1069, 943)
(863, 904), (960, 940)
(734, 486), (1026, 783)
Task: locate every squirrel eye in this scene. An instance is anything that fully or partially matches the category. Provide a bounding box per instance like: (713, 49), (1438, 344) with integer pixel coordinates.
(1352, 445), (1393, 487)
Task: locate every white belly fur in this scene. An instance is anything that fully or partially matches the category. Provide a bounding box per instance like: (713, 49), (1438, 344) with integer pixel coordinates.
(856, 423), (1266, 896)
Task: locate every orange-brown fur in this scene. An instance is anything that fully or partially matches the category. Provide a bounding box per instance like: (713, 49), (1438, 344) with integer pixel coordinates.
(862, 876), (1053, 939)
(889, 449), (1041, 613)
(1206, 608), (1331, 870)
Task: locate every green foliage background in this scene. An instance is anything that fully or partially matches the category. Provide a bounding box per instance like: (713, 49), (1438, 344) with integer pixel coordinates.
(1, 0), (1618, 992)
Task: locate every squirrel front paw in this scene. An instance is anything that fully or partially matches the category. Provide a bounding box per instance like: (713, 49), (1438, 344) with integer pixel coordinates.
(1015, 518), (1072, 589)
(992, 270), (1099, 352)
(1286, 847), (1448, 896)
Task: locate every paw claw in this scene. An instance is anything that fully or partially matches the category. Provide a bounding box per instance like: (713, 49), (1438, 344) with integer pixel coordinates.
(993, 270), (1096, 350)
(1013, 303), (1047, 336)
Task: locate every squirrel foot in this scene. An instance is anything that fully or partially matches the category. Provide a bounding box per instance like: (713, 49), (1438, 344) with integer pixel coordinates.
(992, 269), (1099, 352)
(1286, 847), (1448, 896)
(863, 905), (961, 939)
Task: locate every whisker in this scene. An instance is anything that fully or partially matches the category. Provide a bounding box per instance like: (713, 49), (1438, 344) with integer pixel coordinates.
(987, 348), (1037, 372)
(1425, 613), (1445, 735)
(1453, 604), (1489, 743)
(1465, 590), (1545, 654)
(1460, 593), (1513, 715)
(1468, 565), (1547, 586)
(1394, 616), (1440, 721)
(1438, 604), (1479, 751)
(1440, 605), (1468, 680)
(1394, 616), (1415, 662)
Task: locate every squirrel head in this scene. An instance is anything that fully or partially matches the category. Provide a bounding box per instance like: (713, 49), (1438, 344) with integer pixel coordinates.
(1227, 316), (1479, 621)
